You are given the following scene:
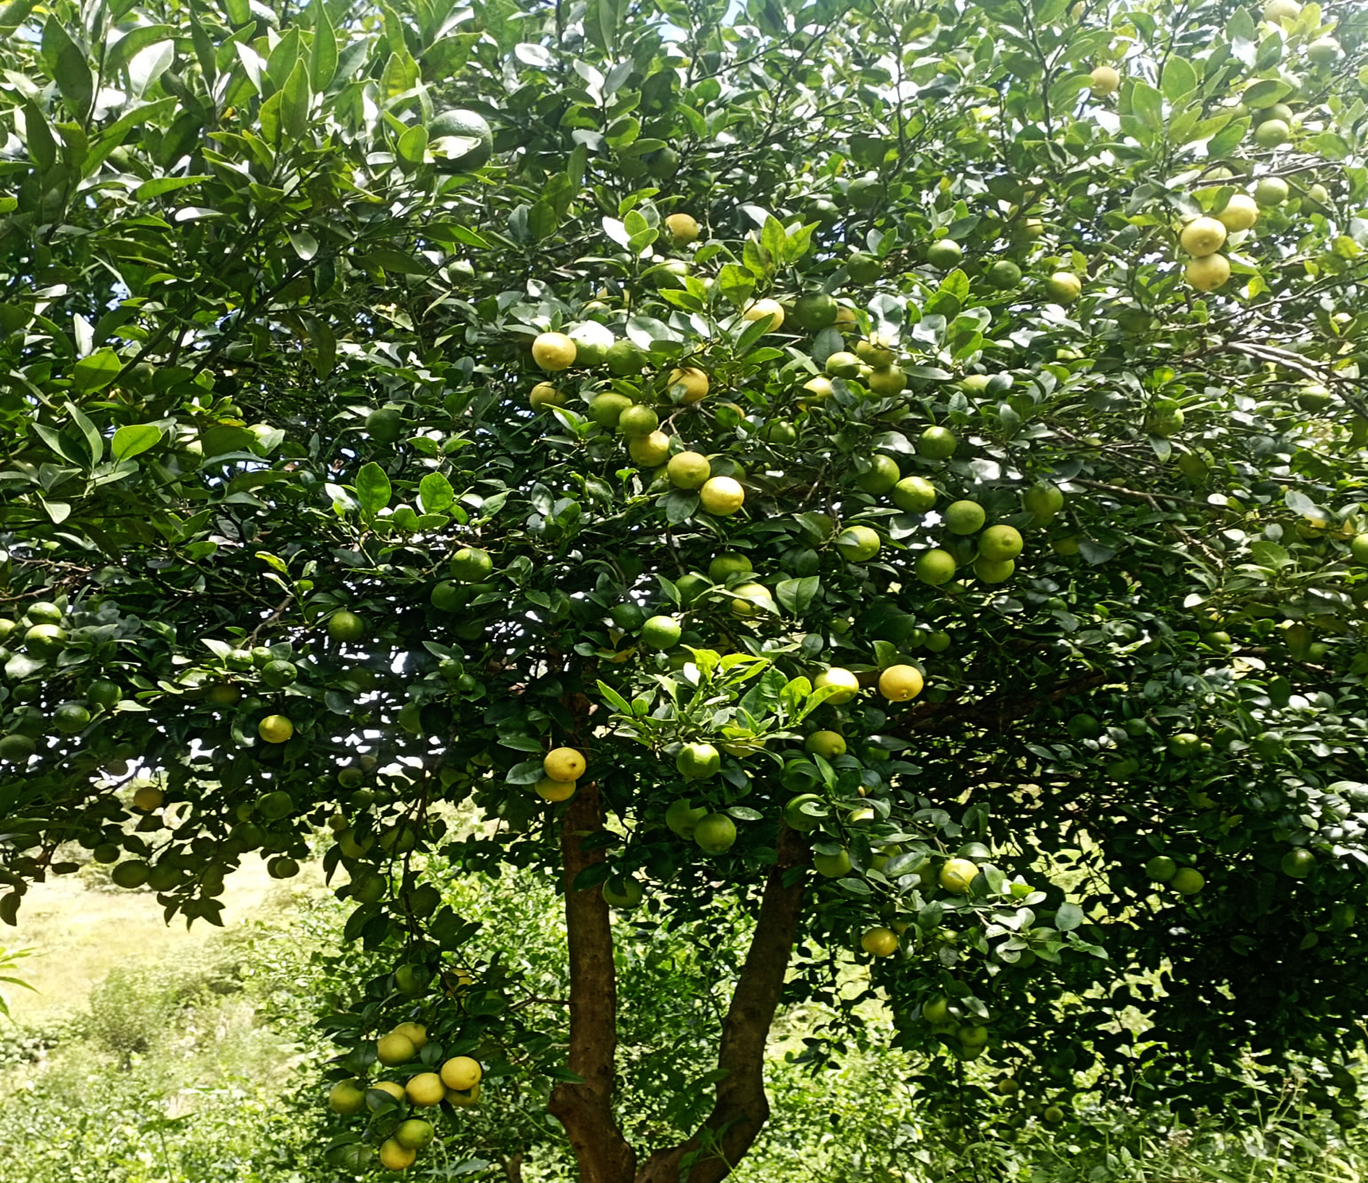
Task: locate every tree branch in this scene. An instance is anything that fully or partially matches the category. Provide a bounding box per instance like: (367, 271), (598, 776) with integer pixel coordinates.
(888, 671), (1113, 736)
(546, 778), (636, 1183)
(635, 824), (810, 1183)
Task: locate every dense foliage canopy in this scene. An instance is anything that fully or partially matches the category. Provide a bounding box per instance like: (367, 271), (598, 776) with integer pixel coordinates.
(3, 0), (1368, 1176)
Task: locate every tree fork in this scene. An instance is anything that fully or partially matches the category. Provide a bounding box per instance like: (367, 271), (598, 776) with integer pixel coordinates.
(634, 823), (811, 1183)
(547, 776), (637, 1183)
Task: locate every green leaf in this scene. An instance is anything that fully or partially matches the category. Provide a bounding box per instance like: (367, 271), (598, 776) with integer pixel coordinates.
(417, 473), (455, 513)
(775, 576), (819, 615)
(111, 424), (164, 460)
(1161, 57), (1198, 104)
(21, 102), (57, 173)
(105, 26), (177, 75)
(760, 215), (786, 268)
(134, 175), (212, 200)
(259, 89), (283, 146)
(354, 463), (392, 517)
(1244, 78), (1294, 109)
(0, 0), (36, 34)
(266, 26), (302, 91)
(1055, 902), (1084, 931)
(71, 349), (123, 393)
(585, 0), (623, 53)
(380, 50), (419, 99)
(42, 16), (94, 120)
(596, 680), (633, 715)
(1207, 118), (1248, 157)
(280, 59), (311, 143)
(309, 0), (338, 90)
(1129, 80), (1164, 132)
(717, 264), (755, 309)
(397, 124), (428, 166)
(287, 228), (319, 260)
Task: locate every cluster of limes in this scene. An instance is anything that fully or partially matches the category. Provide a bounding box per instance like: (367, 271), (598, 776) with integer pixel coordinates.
(909, 499), (1026, 588)
(0, 600), (126, 762)
(327, 1022), (483, 1171)
(1093, 0), (1338, 297)
(920, 990), (993, 1060)
(1144, 854), (1205, 895)
(654, 663), (933, 881)
(536, 744), (586, 802)
(1076, 1), (1340, 304)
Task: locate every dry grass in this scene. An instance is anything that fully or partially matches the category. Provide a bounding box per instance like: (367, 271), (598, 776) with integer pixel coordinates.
(0, 854), (323, 1023)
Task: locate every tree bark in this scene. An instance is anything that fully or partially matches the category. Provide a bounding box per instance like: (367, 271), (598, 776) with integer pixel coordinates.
(547, 778), (637, 1183)
(634, 823), (810, 1183)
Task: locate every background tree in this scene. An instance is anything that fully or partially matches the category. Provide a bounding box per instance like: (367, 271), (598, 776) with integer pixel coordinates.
(3, 0), (1368, 1177)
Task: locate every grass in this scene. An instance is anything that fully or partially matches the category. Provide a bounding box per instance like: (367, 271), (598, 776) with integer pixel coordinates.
(0, 853), (310, 1025)
(0, 856), (331, 1183)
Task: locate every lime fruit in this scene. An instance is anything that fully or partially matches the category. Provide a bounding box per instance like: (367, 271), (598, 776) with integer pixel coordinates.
(667, 451), (711, 490)
(699, 476), (745, 515)
(450, 547), (494, 583)
(892, 476), (937, 513)
(1171, 867), (1205, 894)
(429, 108), (493, 172)
(835, 525), (880, 562)
(708, 552), (752, 581)
(258, 715), (294, 744)
(978, 525), (1024, 562)
(917, 426), (957, 460)
(641, 614), (682, 648)
(944, 500), (986, 535)
(915, 549), (957, 586)
(939, 857), (978, 894)
(544, 746), (586, 781)
(694, 812), (737, 854)
(813, 847), (852, 877)
(676, 742), (721, 779)
(439, 1056), (482, 1091)
(861, 927), (899, 957)
(804, 730), (846, 759)
(665, 798), (709, 839)
(815, 668), (860, 704)
(926, 239), (963, 269)
(1145, 855), (1178, 882)
(877, 665), (924, 702)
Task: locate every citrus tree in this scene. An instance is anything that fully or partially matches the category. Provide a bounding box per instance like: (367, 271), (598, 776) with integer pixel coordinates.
(4, 0), (1368, 1175)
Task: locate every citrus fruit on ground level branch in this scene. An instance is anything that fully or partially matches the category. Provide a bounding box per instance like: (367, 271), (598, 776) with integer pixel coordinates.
(377, 1032), (417, 1065)
(835, 525), (880, 562)
(536, 777), (576, 801)
(1089, 64), (1120, 94)
(327, 610), (365, 641)
(667, 451), (710, 489)
(940, 858), (978, 894)
(676, 742), (721, 779)
(694, 813), (737, 853)
(742, 298), (784, 329)
(641, 614), (682, 647)
(379, 1140), (417, 1170)
(805, 730), (847, 758)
